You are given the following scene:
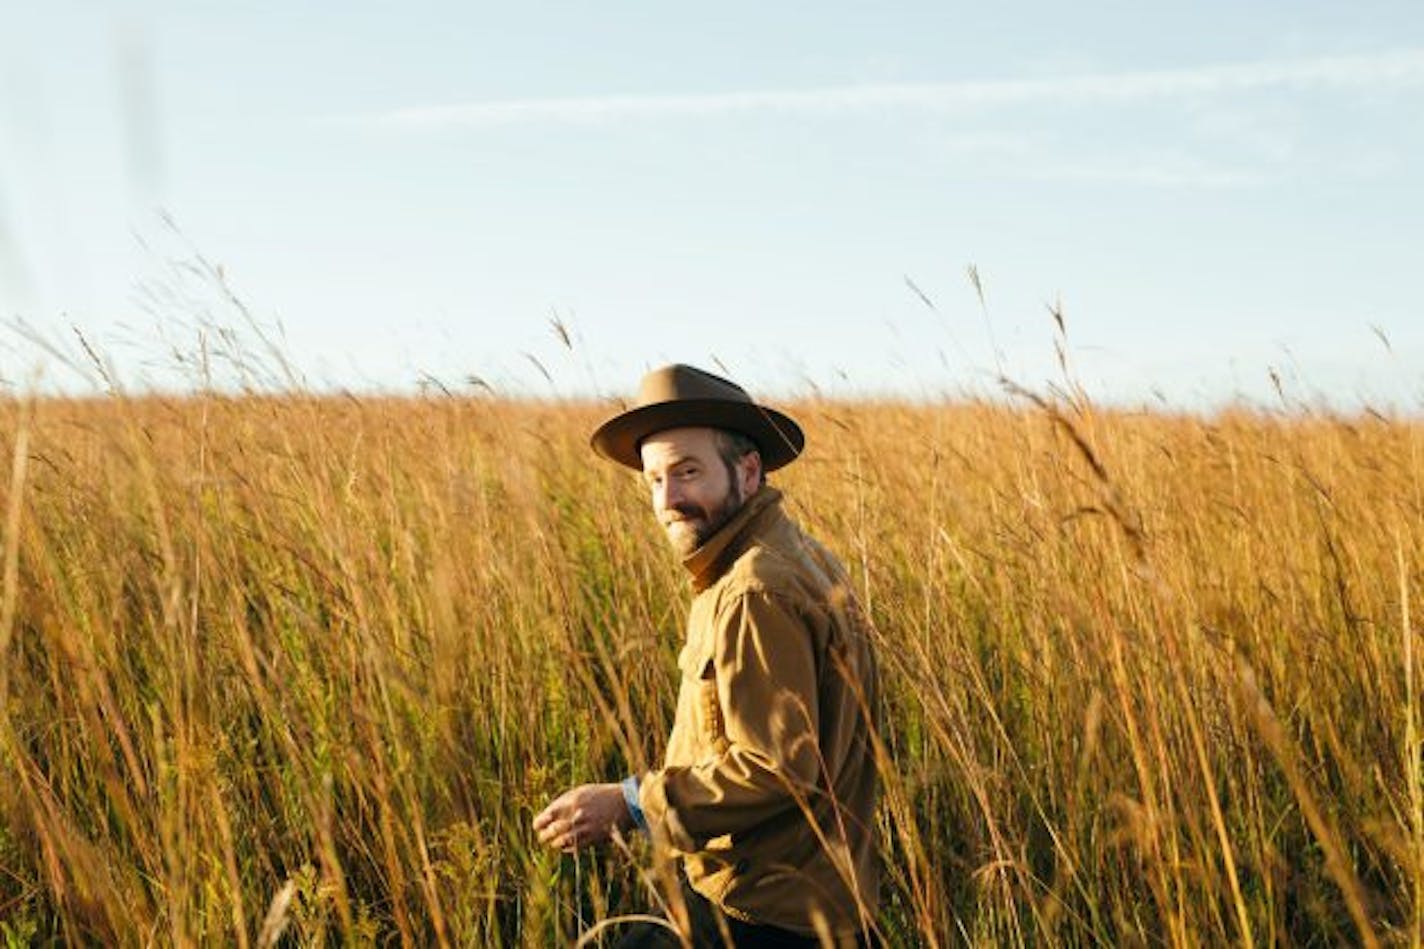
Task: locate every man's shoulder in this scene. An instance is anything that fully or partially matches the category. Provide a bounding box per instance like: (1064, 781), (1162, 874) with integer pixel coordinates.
(714, 515), (844, 606)
(720, 543), (796, 597)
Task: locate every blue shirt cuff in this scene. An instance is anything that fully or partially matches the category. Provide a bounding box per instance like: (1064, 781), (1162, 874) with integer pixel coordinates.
(620, 775), (647, 832)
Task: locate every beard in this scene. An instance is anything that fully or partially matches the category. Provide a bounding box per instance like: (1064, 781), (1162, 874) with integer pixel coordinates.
(661, 480), (746, 557)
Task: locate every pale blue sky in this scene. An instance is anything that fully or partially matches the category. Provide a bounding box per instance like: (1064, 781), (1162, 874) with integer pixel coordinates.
(1, 1), (1421, 407)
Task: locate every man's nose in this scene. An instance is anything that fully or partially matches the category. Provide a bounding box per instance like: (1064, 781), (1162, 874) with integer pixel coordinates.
(654, 478), (681, 511)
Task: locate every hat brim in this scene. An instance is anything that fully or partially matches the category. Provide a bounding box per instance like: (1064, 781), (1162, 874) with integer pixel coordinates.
(591, 399), (804, 472)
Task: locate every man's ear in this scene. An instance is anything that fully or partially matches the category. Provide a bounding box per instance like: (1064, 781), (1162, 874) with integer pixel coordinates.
(739, 450), (763, 493)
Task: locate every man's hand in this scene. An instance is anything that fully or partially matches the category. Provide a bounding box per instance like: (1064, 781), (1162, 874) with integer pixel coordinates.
(533, 783), (633, 853)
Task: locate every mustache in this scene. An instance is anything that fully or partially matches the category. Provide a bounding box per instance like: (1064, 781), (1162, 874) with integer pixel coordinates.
(662, 504), (708, 525)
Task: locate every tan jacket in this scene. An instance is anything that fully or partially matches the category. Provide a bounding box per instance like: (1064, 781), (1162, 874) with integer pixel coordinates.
(639, 487), (881, 938)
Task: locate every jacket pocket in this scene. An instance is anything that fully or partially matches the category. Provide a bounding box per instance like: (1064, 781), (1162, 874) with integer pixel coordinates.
(680, 648), (727, 749)
(696, 661), (727, 748)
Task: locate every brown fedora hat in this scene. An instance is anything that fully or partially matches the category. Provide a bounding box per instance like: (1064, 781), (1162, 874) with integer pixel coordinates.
(591, 364), (805, 472)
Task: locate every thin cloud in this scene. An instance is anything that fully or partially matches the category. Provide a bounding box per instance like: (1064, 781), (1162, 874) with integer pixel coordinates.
(1021, 157), (1262, 189)
(365, 48), (1424, 129)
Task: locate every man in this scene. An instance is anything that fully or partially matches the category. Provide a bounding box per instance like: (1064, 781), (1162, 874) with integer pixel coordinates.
(533, 364), (881, 947)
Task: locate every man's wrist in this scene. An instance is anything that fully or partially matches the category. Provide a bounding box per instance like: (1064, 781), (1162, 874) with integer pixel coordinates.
(620, 775), (647, 832)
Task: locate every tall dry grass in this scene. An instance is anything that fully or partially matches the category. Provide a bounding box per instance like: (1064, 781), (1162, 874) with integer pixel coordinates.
(0, 389), (1421, 945)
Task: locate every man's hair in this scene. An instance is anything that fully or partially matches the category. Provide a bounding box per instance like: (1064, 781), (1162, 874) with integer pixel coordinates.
(715, 428), (765, 490)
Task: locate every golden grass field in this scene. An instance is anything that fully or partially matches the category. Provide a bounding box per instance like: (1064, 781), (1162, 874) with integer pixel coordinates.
(1, 391), (1421, 946)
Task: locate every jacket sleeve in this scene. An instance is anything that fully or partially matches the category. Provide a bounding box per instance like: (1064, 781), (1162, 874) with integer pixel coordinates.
(639, 589), (823, 852)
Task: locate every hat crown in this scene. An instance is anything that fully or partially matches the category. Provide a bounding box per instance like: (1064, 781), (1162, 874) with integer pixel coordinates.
(635, 363), (752, 408)
(591, 362), (804, 472)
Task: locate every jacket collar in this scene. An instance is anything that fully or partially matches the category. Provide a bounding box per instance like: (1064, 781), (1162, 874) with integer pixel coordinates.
(682, 486), (783, 592)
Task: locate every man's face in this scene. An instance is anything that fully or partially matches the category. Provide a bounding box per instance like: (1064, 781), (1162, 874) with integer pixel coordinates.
(640, 427), (754, 557)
